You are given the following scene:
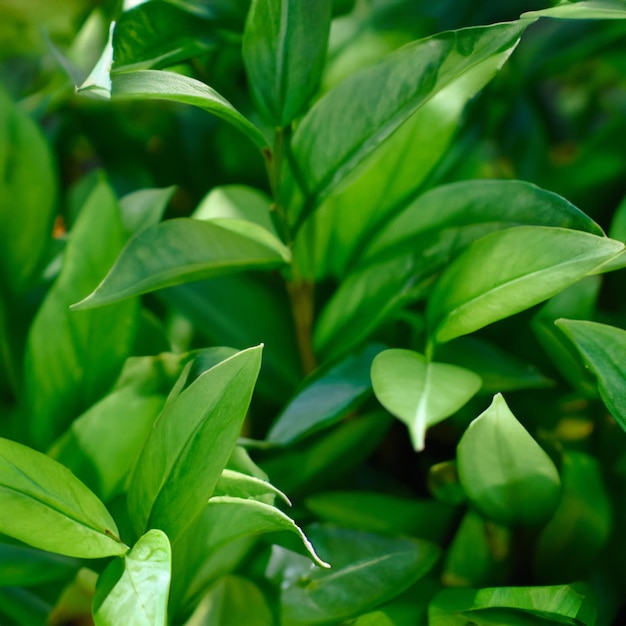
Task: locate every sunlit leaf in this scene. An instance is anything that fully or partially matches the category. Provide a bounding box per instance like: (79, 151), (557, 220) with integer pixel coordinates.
(523, 1), (626, 20)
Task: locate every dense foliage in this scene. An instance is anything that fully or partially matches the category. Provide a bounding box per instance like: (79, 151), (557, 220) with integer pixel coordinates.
(1, 0), (626, 624)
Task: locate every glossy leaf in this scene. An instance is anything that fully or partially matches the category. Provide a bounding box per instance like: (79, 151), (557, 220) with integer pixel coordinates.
(119, 185), (175, 236)
(523, 1), (626, 20)
(427, 226), (624, 344)
(111, 70), (267, 150)
(0, 543), (79, 587)
(556, 319), (626, 430)
(243, 0), (332, 126)
(0, 90), (56, 295)
(457, 394), (561, 527)
(93, 530), (171, 626)
(290, 21), (529, 222)
(267, 343), (383, 444)
(429, 584), (597, 626)
(128, 346), (262, 541)
(24, 177), (138, 449)
(0, 437), (127, 558)
(213, 469), (290, 505)
(73, 218), (290, 309)
(272, 525), (440, 625)
(371, 349), (482, 451)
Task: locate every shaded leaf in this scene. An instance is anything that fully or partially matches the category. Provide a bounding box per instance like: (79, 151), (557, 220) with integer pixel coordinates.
(0, 543), (79, 587)
(371, 349), (482, 451)
(457, 394), (561, 527)
(93, 530), (171, 626)
(73, 218), (290, 309)
(522, 1), (626, 20)
(119, 185), (176, 236)
(0, 437), (127, 558)
(427, 226), (624, 344)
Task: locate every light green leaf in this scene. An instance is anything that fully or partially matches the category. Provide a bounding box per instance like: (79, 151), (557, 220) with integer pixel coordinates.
(213, 469), (290, 505)
(555, 319), (626, 430)
(119, 186), (175, 236)
(72, 218), (290, 309)
(522, 1), (626, 20)
(111, 70), (268, 150)
(429, 584), (597, 626)
(268, 344), (383, 444)
(457, 394), (561, 527)
(290, 21), (529, 225)
(24, 177), (138, 449)
(272, 525), (440, 625)
(0, 543), (79, 587)
(0, 437), (127, 558)
(427, 226), (624, 344)
(0, 90), (56, 295)
(243, 0), (332, 126)
(371, 349), (482, 451)
(93, 530), (171, 626)
(128, 346), (262, 542)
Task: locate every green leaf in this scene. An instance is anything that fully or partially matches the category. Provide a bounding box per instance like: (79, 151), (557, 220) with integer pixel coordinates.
(429, 584), (597, 626)
(0, 90), (56, 295)
(24, 177), (138, 449)
(112, 2), (217, 72)
(534, 452), (611, 582)
(119, 185), (175, 236)
(522, 1), (626, 20)
(556, 319), (626, 430)
(111, 70), (268, 151)
(427, 226), (624, 344)
(243, 0), (332, 126)
(0, 543), (79, 587)
(72, 218), (290, 309)
(371, 349), (482, 451)
(213, 469), (290, 505)
(457, 394), (561, 527)
(93, 530), (171, 626)
(0, 437), (127, 558)
(184, 575), (274, 626)
(0, 587), (51, 626)
(272, 525), (440, 625)
(128, 346), (262, 542)
(290, 21), (529, 223)
(267, 344), (383, 444)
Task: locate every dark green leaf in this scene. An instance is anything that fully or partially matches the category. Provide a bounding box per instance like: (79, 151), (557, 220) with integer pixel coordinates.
(0, 437), (127, 558)
(556, 319), (626, 430)
(457, 394), (561, 527)
(0, 543), (79, 587)
(371, 349), (482, 451)
(243, 0), (332, 126)
(73, 218), (290, 309)
(426, 226), (624, 344)
(93, 529), (171, 626)
(24, 177), (138, 449)
(0, 90), (56, 295)
(0, 587), (51, 626)
(119, 186), (176, 236)
(128, 346), (262, 541)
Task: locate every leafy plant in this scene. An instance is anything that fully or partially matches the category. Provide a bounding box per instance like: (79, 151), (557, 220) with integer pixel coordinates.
(1, 0), (626, 624)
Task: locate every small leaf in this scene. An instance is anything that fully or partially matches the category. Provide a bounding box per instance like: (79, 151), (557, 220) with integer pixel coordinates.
(72, 218), (290, 309)
(0, 437), (127, 558)
(427, 226), (624, 344)
(214, 469), (290, 505)
(128, 346), (262, 542)
(457, 394), (561, 527)
(119, 185), (175, 236)
(522, 1), (626, 20)
(243, 0), (332, 126)
(371, 349), (482, 451)
(93, 529), (171, 626)
(111, 70), (267, 150)
(556, 319), (626, 430)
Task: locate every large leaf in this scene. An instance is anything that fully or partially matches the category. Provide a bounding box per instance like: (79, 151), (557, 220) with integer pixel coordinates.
(426, 226), (624, 344)
(290, 21), (529, 225)
(127, 346), (262, 542)
(0, 90), (56, 295)
(111, 70), (268, 150)
(93, 530), (171, 626)
(0, 437), (127, 558)
(24, 177), (138, 449)
(429, 584), (597, 626)
(457, 394), (561, 527)
(371, 349), (482, 451)
(243, 0), (332, 126)
(73, 218), (290, 309)
(555, 319), (626, 430)
(270, 525), (440, 625)
(522, 1), (626, 20)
